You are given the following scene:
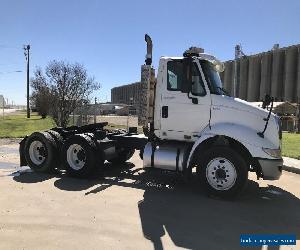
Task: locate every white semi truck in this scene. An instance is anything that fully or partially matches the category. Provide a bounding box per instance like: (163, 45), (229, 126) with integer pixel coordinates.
(19, 35), (283, 198)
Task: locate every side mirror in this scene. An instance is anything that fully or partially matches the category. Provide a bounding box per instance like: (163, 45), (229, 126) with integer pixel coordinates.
(262, 94), (272, 109)
(181, 58), (193, 93)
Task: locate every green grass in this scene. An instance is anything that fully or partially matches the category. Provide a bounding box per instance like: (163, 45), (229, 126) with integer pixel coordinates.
(0, 113), (55, 138)
(282, 132), (300, 160)
(0, 113), (143, 138)
(1, 113), (299, 159)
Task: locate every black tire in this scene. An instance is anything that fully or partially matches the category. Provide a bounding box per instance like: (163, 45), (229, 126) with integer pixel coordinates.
(24, 131), (59, 173)
(47, 130), (64, 150)
(47, 130), (64, 170)
(196, 146), (248, 199)
(108, 149), (135, 165)
(62, 134), (103, 178)
(139, 148), (144, 160)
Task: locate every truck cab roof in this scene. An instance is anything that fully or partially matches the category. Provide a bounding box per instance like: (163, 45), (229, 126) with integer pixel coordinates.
(160, 53), (225, 72)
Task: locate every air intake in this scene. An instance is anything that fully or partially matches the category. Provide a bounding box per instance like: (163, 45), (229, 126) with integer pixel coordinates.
(183, 47), (204, 57)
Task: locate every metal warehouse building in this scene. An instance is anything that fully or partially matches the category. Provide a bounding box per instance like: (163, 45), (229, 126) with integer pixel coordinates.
(111, 44), (300, 104)
(111, 82), (141, 106)
(0, 95), (5, 107)
(219, 44), (300, 103)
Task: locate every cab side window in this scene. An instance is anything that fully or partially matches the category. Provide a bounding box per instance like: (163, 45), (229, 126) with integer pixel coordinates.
(167, 61), (183, 91)
(167, 60), (206, 96)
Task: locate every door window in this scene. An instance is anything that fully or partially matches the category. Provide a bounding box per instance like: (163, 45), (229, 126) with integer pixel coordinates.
(167, 61), (183, 91)
(167, 60), (206, 96)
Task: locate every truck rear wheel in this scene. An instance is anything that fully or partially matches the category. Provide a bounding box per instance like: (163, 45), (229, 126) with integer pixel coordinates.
(47, 129), (64, 150)
(24, 131), (59, 173)
(62, 134), (103, 178)
(196, 146), (248, 199)
(108, 149), (135, 165)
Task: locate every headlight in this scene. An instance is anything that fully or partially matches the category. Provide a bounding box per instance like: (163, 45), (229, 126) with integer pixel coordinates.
(262, 148), (282, 158)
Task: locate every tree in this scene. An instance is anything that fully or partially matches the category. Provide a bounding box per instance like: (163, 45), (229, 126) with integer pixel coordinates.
(30, 68), (51, 118)
(30, 61), (100, 127)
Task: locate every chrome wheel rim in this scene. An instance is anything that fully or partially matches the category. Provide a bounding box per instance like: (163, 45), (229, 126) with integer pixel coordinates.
(206, 157), (237, 190)
(67, 144), (86, 170)
(29, 140), (46, 165)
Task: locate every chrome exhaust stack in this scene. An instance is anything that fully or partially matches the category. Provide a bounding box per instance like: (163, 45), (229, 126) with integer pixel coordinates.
(145, 34), (152, 65)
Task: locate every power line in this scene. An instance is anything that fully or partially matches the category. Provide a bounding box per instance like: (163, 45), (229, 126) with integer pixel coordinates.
(0, 70), (22, 74)
(0, 44), (20, 50)
(0, 63), (22, 67)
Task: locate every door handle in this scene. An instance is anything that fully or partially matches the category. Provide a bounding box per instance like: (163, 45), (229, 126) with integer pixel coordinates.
(162, 106), (168, 118)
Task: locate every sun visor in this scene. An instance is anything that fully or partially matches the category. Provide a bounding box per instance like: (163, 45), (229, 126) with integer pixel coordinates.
(198, 54), (225, 72)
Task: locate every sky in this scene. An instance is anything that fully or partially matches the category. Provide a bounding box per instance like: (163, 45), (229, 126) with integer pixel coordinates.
(0, 0), (300, 105)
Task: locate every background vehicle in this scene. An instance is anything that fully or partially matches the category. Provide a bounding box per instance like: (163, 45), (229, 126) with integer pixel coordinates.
(20, 34), (283, 198)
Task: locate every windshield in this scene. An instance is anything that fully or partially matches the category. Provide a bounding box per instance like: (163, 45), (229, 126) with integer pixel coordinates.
(200, 60), (225, 95)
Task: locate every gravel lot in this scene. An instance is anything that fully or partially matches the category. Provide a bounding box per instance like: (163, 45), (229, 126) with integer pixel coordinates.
(96, 115), (138, 127)
(0, 139), (20, 169)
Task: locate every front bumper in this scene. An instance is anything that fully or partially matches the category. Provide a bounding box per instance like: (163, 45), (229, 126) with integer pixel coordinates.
(258, 158), (283, 180)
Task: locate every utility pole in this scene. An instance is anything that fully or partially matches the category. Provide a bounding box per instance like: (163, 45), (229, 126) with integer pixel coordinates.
(297, 97), (300, 133)
(2, 98), (4, 119)
(24, 45), (30, 118)
(233, 45), (240, 97)
(234, 44), (246, 98)
(94, 97), (97, 124)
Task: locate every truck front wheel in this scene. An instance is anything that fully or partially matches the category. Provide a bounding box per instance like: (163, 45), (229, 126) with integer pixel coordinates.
(196, 146), (248, 199)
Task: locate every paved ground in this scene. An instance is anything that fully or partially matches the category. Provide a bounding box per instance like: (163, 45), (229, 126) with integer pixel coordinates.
(0, 141), (300, 250)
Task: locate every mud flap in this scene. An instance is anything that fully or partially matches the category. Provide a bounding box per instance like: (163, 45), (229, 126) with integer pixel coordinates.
(19, 136), (28, 166)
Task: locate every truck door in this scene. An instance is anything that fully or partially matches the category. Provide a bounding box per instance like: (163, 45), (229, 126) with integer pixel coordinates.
(159, 59), (211, 141)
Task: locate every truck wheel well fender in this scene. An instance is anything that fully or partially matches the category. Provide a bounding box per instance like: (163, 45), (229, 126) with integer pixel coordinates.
(189, 136), (217, 166)
(224, 136), (253, 168)
(188, 135), (253, 170)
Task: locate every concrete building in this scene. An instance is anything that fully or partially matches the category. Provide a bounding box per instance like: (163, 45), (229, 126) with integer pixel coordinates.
(111, 82), (141, 106)
(220, 44), (300, 103)
(0, 95), (5, 107)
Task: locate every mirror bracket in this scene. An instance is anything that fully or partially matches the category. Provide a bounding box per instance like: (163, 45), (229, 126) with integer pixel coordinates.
(181, 57), (193, 93)
(187, 92), (198, 104)
(192, 97), (198, 104)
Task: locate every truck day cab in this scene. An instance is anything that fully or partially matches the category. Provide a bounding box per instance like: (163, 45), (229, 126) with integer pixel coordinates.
(20, 35), (283, 199)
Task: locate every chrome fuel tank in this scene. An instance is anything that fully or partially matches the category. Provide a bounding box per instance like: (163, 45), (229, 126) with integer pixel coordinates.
(143, 142), (191, 171)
